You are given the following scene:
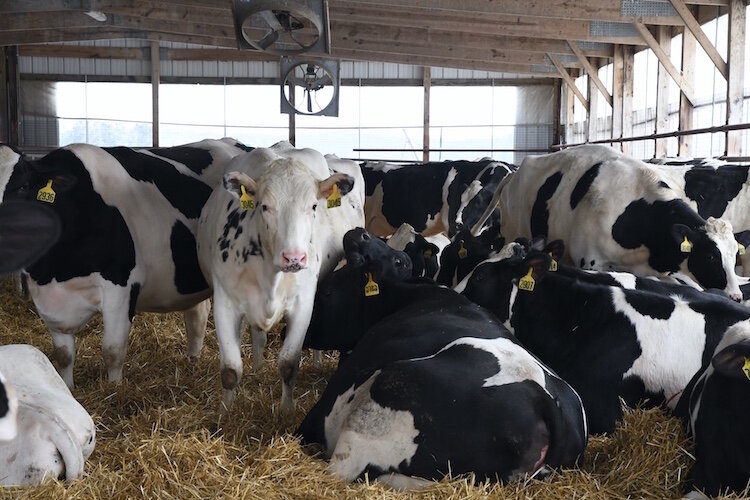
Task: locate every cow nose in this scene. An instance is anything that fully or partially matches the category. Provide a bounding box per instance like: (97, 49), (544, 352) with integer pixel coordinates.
(281, 251), (307, 270)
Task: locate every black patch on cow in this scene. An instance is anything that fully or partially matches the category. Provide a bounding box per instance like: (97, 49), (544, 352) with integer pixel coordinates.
(232, 141), (254, 152)
(531, 171), (563, 238)
(360, 164), (385, 197)
(128, 282), (141, 321)
(170, 220), (209, 294)
(621, 288), (675, 319)
(148, 146), (213, 175)
(658, 181), (670, 189)
(684, 165), (749, 219)
(104, 147), (213, 219)
(687, 297), (750, 366)
(0, 380), (8, 420)
(248, 233), (264, 257)
(222, 251), (229, 262)
(569, 162), (601, 210)
(11, 149), (136, 287)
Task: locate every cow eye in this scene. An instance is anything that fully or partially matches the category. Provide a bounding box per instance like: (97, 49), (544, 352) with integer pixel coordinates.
(395, 258), (403, 266)
(261, 204), (268, 212)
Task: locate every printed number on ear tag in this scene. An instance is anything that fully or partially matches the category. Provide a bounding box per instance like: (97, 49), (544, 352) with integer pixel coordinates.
(37, 179), (56, 203)
(680, 236), (692, 253)
(240, 185), (254, 210)
(458, 241), (468, 259)
(518, 267), (535, 292)
(743, 357), (750, 381)
(739, 243), (746, 256)
(364, 272), (380, 297)
(327, 184), (342, 209)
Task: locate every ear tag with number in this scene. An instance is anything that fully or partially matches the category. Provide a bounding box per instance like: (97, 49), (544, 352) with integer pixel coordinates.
(743, 357), (750, 381)
(240, 185), (254, 210)
(423, 249), (432, 259)
(680, 236), (692, 253)
(458, 241), (468, 259)
(36, 179), (56, 203)
(548, 253), (558, 272)
(518, 266), (536, 292)
(739, 243), (746, 256)
(327, 183), (342, 209)
(364, 272), (380, 297)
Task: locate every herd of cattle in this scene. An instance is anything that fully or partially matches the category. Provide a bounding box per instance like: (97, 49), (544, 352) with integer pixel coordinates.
(0, 138), (749, 496)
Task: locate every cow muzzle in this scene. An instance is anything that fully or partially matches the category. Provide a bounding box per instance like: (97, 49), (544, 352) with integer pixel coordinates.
(280, 250), (307, 272)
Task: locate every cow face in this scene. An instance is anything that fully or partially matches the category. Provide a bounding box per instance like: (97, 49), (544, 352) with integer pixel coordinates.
(0, 201), (61, 275)
(673, 217), (741, 301)
(223, 159), (353, 272)
(0, 148), (77, 203)
(343, 227), (413, 280)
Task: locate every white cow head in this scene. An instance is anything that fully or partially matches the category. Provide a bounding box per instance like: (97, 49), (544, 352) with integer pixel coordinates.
(223, 158), (354, 272)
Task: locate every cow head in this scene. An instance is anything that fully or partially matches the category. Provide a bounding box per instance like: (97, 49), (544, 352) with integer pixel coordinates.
(437, 228), (496, 287)
(672, 217), (742, 301)
(0, 201), (61, 275)
(343, 227), (413, 280)
(223, 159), (354, 273)
(0, 146), (77, 203)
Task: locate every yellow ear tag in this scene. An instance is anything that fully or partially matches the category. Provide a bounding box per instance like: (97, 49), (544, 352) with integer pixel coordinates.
(518, 266), (536, 292)
(364, 272), (380, 297)
(36, 179), (56, 203)
(739, 243), (746, 256)
(742, 357), (750, 381)
(239, 185), (254, 210)
(327, 183), (342, 209)
(458, 241), (468, 259)
(548, 254), (558, 272)
(423, 249), (432, 259)
(680, 236), (692, 253)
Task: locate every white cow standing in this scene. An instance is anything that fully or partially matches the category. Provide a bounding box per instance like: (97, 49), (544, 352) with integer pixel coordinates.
(197, 142), (364, 413)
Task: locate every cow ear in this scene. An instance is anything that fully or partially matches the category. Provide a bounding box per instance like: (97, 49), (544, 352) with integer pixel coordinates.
(712, 339), (750, 381)
(530, 235), (547, 252)
(40, 173), (77, 195)
(222, 171), (256, 200)
(543, 239), (565, 262)
(670, 223), (697, 250)
(0, 201), (60, 275)
(318, 173), (354, 199)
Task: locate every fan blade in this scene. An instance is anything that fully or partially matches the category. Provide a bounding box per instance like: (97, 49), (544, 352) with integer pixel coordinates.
(257, 30), (279, 50)
(259, 10), (285, 31)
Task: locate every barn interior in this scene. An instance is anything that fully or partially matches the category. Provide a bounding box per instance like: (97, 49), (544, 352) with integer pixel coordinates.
(0, 1), (748, 498)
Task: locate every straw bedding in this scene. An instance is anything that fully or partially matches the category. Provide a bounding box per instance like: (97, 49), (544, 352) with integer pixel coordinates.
(0, 276), (744, 499)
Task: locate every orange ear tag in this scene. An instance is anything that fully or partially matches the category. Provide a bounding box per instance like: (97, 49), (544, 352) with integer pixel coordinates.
(327, 183), (342, 209)
(240, 185), (254, 210)
(518, 266), (536, 292)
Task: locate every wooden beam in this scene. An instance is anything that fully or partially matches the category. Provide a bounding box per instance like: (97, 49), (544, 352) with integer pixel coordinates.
(587, 59), (598, 142)
(4, 46), (19, 145)
(655, 26), (671, 157)
(679, 26), (696, 156)
(612, 44), (624, 141)
(633, 22), (696, 105)
(726, 0), (745, 156)
(423, 66), (430, 162)
(150, 41), (159, 147)
(0, 26), (236, 47)
(568, 40), (613, 107)
(19, 45), (144, 59)
(668, 0), (728, 79)
(622, 45), (635, 155)
(548, 53), (589, 111)
(564, 79), (575, 144)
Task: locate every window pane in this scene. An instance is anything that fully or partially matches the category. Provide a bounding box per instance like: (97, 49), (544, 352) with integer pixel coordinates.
(160, 84), (224, 126)
(85, 82), (151, 121)
(360, 87), (422, 127)
(295, 128), (360, 158)
(225, 85), (289, 127)
(159, 124), (226, 147)
(431, 87), (492, 126)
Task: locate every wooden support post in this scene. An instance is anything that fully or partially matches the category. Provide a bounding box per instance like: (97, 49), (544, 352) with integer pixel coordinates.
(4, 46), (19, 146)
(726, 0), (745, 156)
(587, 60), (598, 142)
(150, 41), (160, 147)
(633, 22), (695, 105)
(622, 45), (634, 155)
(679, 26), (696, 156)
(669, 0), (728, 80)
(552, 78), (562, 148)
(548, 53), (588, 111)
(568, 40), (613, 107)
(565, 79), (575, 145)
(423, 66), (430, 162)
(612, 44), (624, 143)
(655, 26), (671, 157)
(0, 46), (8, 144)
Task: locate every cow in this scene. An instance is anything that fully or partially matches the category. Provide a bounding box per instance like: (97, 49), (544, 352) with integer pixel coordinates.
(296, 233), (587, 489)
(0, 345), (96, 485)
(457, 241), (750, 434)
(384, 223), (443, 279)
(362, 158), (514, 237)
(0, 138), (250, 388)
(675, 321), (750, 496)
(196, 144), (364, 414)
(647, 157), (750, 276)
(436, 223), (504, 287)
(496, 145), (742, 301)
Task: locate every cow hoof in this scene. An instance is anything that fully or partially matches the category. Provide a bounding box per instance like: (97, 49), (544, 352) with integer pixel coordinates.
(220, 367), (239, 390)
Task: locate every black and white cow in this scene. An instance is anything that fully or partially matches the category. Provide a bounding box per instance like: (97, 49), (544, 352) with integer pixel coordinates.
(647, 157), (750, 276)
(297, 233), (587, 488)
(363, 158), (514, 237)
(457, 241), (750, 434)
(497, 145), (743, 301)
(197, 143), (364, 413)
(436, 224), (504, 287)
(384, 223), (444, 279)
(0, 138), (249, 387)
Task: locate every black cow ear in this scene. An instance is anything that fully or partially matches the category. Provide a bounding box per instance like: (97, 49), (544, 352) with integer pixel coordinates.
(670, 223), (697, 251)
(544, 239), (565, 262)
(712, 339), (750, 381)
(530, 235), (547, 252)
(0, 201), (60, 274)
(735, 231), (750, 256)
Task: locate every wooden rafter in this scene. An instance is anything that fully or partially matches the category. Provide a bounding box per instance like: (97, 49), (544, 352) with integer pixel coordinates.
(668, 0), (728, 79)
(633, 22), (696, 105)
(567, 40), (613, 107)
(548, 53), (589, 111)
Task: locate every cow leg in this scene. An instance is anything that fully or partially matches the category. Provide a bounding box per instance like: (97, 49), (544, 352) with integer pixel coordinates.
(184, 299), (210, 358)
(278, 296), (315, 416)
(213, 286), (243, 410)
(50, 331), (76, 388)
(250, 327), (267, 370)
(312, 350), (322, 364)
(100, 288), (133, 384)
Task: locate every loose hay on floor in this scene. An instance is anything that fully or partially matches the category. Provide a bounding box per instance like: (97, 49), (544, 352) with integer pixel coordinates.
(0, 276), (743, 499)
